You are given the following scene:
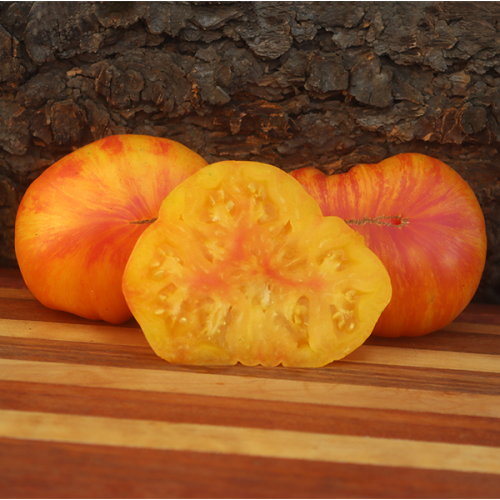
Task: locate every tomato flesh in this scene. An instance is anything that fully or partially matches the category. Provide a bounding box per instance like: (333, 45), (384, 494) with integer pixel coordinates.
(123, 161), (391, 367)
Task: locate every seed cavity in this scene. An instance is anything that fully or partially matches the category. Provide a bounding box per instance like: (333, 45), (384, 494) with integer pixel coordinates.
(153, 269), (165, 279)
(200, 187), (238, 225)
(331, 306), (355, 332)
(258, 284), (272, 312)
(317, 248), (345, 268)
(279, 220), (293, 239)
(344, 289), (358, 304)
(293, 296), (310, 328)
(156, 283), (178, 308)
(273, 297), (311, 349)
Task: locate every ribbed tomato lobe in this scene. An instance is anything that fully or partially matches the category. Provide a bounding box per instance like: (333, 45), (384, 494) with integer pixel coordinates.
(291, 153), (487, 337)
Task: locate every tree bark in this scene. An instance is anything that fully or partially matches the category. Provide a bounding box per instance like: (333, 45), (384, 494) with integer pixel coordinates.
(1, 1), (499, 303)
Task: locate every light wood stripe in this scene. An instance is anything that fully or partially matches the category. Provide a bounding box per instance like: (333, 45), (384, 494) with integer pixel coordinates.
(0, 288), (36, 300)
(441, 321), (500, 335)
(0, 318), (147, 347)
(1, 359), (499, 418)
(2, 318), (499, 374)
(0, 409), (499, 475)
(344, 345), (500, 373)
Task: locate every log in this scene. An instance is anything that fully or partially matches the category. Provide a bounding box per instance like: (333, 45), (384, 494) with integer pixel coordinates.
(1, 1), (499, 303)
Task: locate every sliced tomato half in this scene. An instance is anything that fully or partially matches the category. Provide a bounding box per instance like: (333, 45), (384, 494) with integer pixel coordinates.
(122, 161), (391, 367)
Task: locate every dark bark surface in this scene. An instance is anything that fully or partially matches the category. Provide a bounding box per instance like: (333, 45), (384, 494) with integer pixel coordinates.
(1, 1), (499, 303)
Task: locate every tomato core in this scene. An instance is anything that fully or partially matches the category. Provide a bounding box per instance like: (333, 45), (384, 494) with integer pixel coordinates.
(130, 218), (158, 225)
(346, 215), (408, 227)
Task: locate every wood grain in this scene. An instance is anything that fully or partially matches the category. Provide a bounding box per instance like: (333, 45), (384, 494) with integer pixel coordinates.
(345, 345), (500, 373)
(1, 318), (147, 346)
(3, 380), (499, 446)
(0, 268), (499, 498)
(2, 358), (499, 418)
(0, 288), (35, 300)
(440, 321), (500, 335)
(2, 438), (499, 499)
(3, 317), (499, 373)
(2, 409), (500, 475)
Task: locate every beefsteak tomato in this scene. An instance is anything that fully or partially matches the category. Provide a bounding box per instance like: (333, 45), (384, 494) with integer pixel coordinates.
(122, 160), (392, 367)
(291, 153), (487, 337)
(15, 134), (208, 324)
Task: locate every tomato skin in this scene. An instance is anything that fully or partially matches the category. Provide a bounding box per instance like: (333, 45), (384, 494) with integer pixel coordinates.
(123, 160), (392, 367)
(291, 153), (487, 337)
(15, 134), (207, 324)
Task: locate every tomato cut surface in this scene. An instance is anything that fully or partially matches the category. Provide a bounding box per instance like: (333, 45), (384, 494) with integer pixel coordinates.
(122, 161), (391, 367)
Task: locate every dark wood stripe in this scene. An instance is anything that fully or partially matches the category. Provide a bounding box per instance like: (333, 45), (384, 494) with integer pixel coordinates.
(2, 336), (500, 395)
(0, 268), (27, 289)
(1, 437), (499, 499)
(457, 303), (500, 326)
(0, 297), (139, 328)
(1, 380), (499, 447)
(366, 328), (500, 355)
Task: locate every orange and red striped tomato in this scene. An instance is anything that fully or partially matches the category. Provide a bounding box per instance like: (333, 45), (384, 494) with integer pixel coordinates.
(15, 134), (207, 324)
(291, 153), (487, 337)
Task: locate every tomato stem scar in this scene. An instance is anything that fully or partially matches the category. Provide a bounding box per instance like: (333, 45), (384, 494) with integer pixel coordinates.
(345, 215), (409, 227)
(130, 218), (158, 225)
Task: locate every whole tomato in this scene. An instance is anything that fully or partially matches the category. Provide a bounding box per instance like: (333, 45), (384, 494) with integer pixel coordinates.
(15, 134), (208, 324)
(291, 153), (487, 337)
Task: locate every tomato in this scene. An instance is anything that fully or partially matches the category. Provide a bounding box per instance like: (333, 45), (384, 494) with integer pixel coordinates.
(122, 160), (391, 366)
(291, 153), (487, 337)
(15, 134), (208, 323)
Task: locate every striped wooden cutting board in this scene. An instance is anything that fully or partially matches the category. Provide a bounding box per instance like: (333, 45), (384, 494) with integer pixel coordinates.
(1, 267), (499, 498)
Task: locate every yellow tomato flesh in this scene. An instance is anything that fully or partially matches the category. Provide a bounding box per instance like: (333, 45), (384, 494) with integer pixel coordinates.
(123, 161), (392, 367)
